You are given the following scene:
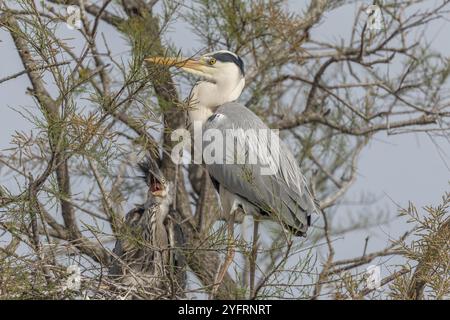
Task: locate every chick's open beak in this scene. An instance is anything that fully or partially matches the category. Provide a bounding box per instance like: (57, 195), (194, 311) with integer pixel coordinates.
(148, 176), (165, 197)
(145, 56), (206, 73)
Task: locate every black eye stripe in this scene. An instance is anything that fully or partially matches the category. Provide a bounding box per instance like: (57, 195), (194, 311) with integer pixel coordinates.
(211, 52), (245, 76)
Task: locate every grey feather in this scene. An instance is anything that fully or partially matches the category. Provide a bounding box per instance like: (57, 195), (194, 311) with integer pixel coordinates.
(203, 102), (318, 236)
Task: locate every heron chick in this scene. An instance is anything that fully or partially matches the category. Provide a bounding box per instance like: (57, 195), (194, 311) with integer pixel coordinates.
(109, 158), (185, 298)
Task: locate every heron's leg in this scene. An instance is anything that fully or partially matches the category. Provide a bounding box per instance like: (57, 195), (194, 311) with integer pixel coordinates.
(212, 208), (238, 296)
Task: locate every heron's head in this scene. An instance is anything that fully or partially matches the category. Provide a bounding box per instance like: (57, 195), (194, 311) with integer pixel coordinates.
(138, 158), (171, 199)
(146, 50), (244, 84)
(145, 50), (245, 116)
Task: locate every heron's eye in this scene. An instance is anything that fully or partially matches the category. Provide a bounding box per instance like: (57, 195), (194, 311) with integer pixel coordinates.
(209, 58), (216, 65)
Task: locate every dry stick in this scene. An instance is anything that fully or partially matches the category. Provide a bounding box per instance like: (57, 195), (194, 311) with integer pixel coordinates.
(277, 110), (438, 135)
(359, 267), (411, 297)
(326, 249), (401, 277)
(19, 140), (60, 283)
(47, 0), (122, 27)
(320, 140), (366, 209)
(28, 179), (53, 284)
(311, 210), (334, 300)
(251, 240), (293, 299)
(0, 61), (70, 84)
(362, 236), (369, 256)
(249, 219), (260, 298)
(325, 232), (409, 277)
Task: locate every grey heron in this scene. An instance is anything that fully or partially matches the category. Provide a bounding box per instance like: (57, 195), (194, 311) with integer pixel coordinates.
(109, 158), (185, 298)
(146, 50), (319, 237)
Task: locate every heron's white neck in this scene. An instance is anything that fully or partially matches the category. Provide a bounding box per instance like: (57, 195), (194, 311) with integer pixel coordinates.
(188, 76), (245, 125)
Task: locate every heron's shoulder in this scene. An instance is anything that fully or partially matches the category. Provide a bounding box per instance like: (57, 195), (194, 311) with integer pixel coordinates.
(215, 101), (247, 114)
(211, 102), (266, 127)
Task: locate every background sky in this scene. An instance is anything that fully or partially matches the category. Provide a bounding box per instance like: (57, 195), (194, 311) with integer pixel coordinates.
(1, 1), (449, 277)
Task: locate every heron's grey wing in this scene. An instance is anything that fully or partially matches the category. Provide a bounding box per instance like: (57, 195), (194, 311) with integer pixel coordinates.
(203, 102), (318, 235)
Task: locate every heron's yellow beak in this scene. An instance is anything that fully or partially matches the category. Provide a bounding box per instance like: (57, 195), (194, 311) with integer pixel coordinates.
(145, 56), (206, 73)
